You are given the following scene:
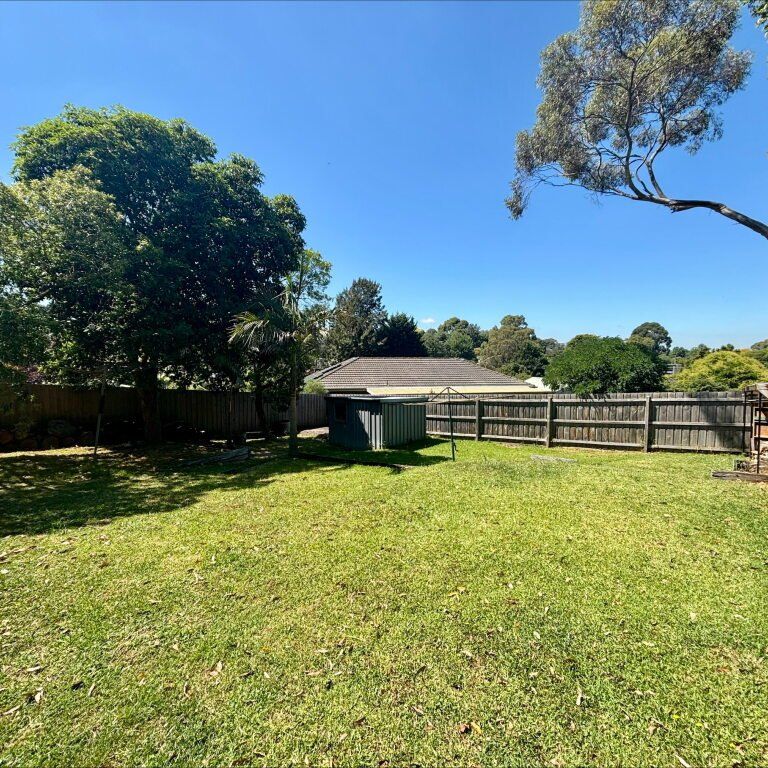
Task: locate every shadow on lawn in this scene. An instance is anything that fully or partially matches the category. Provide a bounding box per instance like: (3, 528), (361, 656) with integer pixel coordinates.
(0, 438), (446, 536)
(296, 436), (450, 470)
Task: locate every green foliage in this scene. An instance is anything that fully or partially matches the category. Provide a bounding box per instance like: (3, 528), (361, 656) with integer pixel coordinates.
(379, 313), (426, 356)
(751, 338), (768, 351)
(747, 0), (768, 35)
(540, 337), (565, 360)
(688, 344), (712, 361)
(302, 378), (327, 395)
(545, 335), (665, 394)
(230, 249), (331, 416)
(325, 278), (387, 361)
(1, 169), (135, 382)
(421, 317), (487, 360)
(3, 106), (307, 437)
(628, 322), (672, 356)
(0, 290), (49, 392)
(673, 351), (768, 391)
(747, 347), (768, 367)
(508, 0), (765, 238)
(477, 315), (547, 378)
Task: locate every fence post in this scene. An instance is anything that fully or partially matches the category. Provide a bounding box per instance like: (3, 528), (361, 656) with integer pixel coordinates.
(475, 398), (483, 440)
(644, 393), (653, 452)
(545, 395), (554, 448)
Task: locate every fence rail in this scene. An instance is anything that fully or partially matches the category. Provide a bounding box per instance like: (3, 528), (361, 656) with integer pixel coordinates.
(426, 392), (748, 454)
(1, 385), (327, 439)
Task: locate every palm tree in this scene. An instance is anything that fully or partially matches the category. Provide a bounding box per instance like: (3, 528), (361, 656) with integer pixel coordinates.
(230, 250), (330, 457)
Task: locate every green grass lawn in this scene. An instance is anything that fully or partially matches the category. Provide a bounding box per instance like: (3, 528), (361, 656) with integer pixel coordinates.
(1, 438), (766, 767)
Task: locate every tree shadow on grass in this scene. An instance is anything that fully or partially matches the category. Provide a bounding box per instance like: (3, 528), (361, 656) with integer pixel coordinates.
(0, 437), (448, 537)
(0, 442), (351, 537)
(296, 436), (451, 469)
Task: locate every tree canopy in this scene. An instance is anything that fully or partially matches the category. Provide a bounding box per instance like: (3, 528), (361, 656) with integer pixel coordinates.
(628, 322), (672, 356)
(508, 0), (767, 239)
(544, 335), (665, 394)
(421, 317), (486, 360)
(379, 313), (426, 356)
(325, 278), (387, 362)
(674, 350), (768, 390)
(747, 0), (768, 35)
(476, 315), (547, 378)
(2, 106), (307, 439)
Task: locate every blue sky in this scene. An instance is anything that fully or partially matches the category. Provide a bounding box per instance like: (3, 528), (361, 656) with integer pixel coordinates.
(1, 1), (766, 348)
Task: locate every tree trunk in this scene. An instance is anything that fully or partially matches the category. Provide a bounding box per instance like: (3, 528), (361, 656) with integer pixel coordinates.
(656, 197), (768, 240)
(288, 344), (298, 458)
(135, 365), (162, 444)
(254, 380), (269, 436)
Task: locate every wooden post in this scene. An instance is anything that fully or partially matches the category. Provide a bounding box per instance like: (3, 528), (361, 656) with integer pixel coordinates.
(475, 398), (482, 441)
(643, 394), (653, 452)
(545, 395), (554, 448)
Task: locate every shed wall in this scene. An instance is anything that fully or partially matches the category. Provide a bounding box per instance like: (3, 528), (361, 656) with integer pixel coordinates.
(327, 399), (383, 450)
(382, 401), (426, 447)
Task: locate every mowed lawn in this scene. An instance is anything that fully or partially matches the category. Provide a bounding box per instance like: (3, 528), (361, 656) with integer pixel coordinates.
(1, 439), (766, 768)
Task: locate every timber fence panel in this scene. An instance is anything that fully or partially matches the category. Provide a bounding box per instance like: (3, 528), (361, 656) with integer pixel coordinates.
(2, 385), (327, 439)
(425, 391), (747, 454)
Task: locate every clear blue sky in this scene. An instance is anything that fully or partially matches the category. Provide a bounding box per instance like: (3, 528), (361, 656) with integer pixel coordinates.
(1, 1), (766, 348)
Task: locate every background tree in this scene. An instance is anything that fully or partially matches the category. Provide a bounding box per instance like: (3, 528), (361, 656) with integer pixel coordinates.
(540, 337), (565, 361)
(233, 249), (330, 430)
(6, 106), (304, 440)
(325, 278), (386, 361)
(476, 315), (547, 378)
(747, 0), (768, 35)
(0, 291), (49, 392)
(748, 339), (768, 367)
(508, 0), (766, 239)
(379, 313), (426, 356)
(628, 322), (672, 356)
(673, 350), (768, 390)
(421, 317), (486, 360)
(688, 344), (712, 361)
(544, 335), (665, 394)
(231, 248), (331, 456)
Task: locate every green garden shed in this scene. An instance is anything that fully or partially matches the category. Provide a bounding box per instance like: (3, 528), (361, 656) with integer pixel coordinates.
(326, 395), (427, 450)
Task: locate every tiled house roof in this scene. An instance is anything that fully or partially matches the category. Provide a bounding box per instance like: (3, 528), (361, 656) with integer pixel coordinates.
(307, 357), (534, 393)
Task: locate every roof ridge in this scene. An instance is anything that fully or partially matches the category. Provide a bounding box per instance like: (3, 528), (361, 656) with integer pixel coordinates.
(308, 357), (359, 380)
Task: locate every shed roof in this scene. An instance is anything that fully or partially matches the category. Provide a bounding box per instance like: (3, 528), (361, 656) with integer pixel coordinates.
(308, 357), (534, 392)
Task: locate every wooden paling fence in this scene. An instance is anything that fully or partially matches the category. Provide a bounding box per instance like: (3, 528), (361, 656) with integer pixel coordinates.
(2, 385), (327, 439)
(426, 391), (749, 454)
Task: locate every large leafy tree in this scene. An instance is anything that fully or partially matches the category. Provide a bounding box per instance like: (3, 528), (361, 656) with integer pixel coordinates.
(422, 317), (486, 360)
(325, 278), (386, 361)
(0, 187), (51, 390)
(476, 315), (547, 378)
(4, 106), (304, 441)
(674, 350), (768, 390)
(628, 321), (672, 356)
(544, 335), (665, 394)
(509, 0), (766, 239)
(379, 313), (426, 356)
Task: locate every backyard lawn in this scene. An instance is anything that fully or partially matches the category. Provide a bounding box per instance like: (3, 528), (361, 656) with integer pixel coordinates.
(0, 439), (766, 767)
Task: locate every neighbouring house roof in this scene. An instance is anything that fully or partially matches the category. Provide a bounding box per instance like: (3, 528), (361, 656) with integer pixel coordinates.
(307, 357), (535, 394)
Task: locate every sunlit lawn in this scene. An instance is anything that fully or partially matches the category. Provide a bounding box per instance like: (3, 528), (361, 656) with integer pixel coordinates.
(1, 438), (766, 767)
